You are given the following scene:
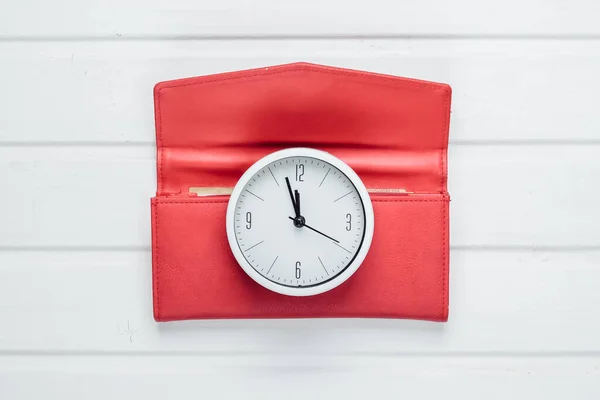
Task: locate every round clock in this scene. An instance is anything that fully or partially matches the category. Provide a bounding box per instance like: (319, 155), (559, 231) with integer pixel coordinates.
(225, 147), (374, 296)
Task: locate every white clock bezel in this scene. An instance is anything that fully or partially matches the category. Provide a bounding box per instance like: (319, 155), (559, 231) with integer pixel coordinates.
(225, 147), (374, 297)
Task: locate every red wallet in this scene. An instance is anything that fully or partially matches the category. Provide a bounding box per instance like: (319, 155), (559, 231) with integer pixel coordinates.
(151, 62), (452, 322)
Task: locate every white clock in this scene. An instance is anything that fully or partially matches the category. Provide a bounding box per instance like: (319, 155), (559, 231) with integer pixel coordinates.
(225, 148), (374, 296)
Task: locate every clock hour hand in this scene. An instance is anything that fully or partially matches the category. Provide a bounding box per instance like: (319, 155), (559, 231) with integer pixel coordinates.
(295, 189), (300, 216)
(285, 177), (299, 218)
(288, 217), (339, 243)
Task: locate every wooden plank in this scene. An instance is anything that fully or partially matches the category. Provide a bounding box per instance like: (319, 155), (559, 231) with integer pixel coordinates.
(1, 355), (599, 399)
(1, 40), (599, 143)
(0, 145), (598, 248)
(0, 249), (598, 353)
(1, 1), (599, 37)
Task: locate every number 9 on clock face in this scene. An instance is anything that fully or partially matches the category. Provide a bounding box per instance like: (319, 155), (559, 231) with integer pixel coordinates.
(225, 148), (375, 297)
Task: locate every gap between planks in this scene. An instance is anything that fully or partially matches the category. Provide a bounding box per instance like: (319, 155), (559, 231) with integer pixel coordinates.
(2, 34), (600, 42)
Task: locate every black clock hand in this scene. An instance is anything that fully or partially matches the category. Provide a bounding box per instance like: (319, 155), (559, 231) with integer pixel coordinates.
(295, 189), (300, 216)
(285, 177), (299, 217)
(288, 217), (339, 243)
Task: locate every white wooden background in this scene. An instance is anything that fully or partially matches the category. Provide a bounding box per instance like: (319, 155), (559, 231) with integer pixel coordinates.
(1, 1), (600, 398)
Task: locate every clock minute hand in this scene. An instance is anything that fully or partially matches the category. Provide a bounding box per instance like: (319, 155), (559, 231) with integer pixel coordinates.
(287, 217), (339, 243)
(285, 177), (299, 217)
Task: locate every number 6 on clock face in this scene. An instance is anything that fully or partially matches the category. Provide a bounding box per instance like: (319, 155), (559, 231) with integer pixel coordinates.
(225, 147), (375, 297)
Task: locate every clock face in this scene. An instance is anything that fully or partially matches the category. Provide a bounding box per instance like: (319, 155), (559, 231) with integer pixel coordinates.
(226, 148), (374, 296)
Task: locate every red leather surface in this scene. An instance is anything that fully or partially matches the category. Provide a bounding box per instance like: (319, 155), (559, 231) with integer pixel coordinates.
(154, 62), (451, 195)
(152, 193), (448, 321)
(151, 62), (452, 322)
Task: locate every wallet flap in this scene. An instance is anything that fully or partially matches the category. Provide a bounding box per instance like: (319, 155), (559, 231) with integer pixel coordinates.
(153, 62), (451, 196)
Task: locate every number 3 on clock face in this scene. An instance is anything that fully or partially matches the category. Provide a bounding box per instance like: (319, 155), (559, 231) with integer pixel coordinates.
(225, 148), (375, 297)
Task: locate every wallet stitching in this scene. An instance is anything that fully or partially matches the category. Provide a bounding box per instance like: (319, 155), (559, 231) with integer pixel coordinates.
(153, 200), (161, 319)
(155, 200), (230, 205)
(441, 89), (451, 320)
(442, 199), (447, 320)
(439, 149), (443, 192)
(440, 82), (451, 192)
(154, 199), (449, 205)
(156, 64), (447, 93)
(156, 89), (164, 194)
(369, 199), (448, 203)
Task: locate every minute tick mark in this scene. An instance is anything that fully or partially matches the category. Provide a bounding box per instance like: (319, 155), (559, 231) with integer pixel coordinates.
(319, 168), (331, 187)
(268, 167), (279, 186)
(333, 242), (352, 254)
(244, 240), (264, 252)
(318, 256), (329, 276)
(245, 189), (264, 201)
(333, 191), (353, 202)
(267, 256), (279, 274)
